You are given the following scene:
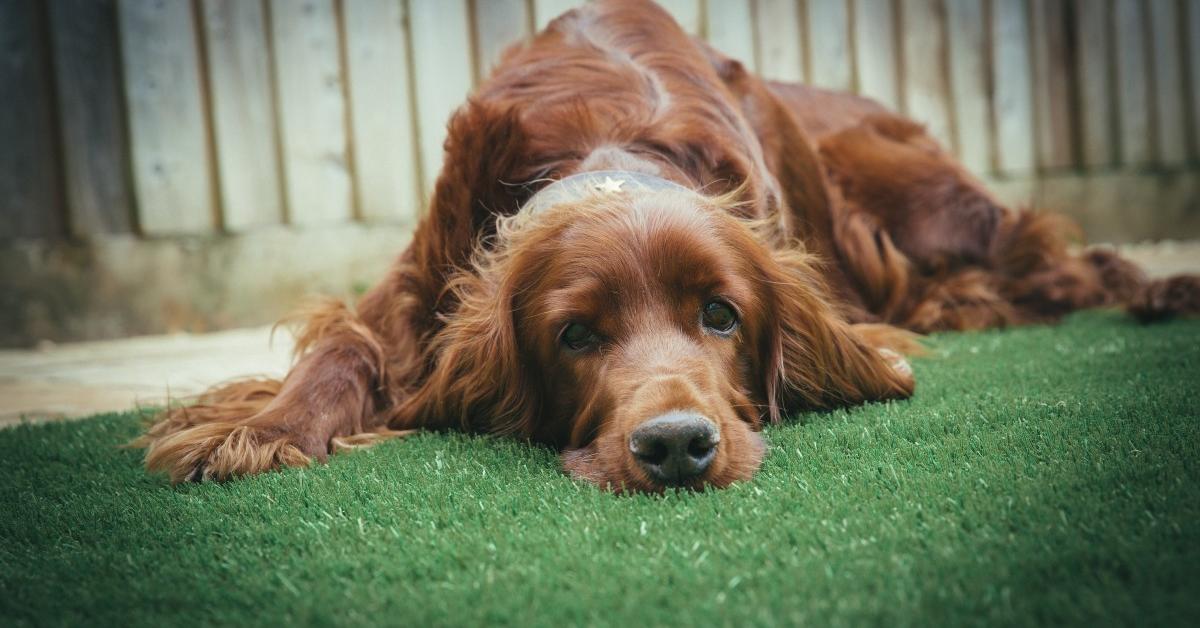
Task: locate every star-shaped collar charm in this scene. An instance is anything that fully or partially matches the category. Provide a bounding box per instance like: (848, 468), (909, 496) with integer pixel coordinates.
(592, 176), (625, 195)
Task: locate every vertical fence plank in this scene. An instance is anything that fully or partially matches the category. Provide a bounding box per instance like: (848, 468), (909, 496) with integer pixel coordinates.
(991, 0), (1036, 174)
(344, 0), (420, 223)
(755, 0), (805, 82)
(1112, 0), (1153, 166)
(474, 0), (530, 79)
(410, 0), (475, 203)
(945, 0), (991, 174)
(268, 0), (352, 225)
(533, 0), (584, 30)
(1188, 0), (1200, 160)
(806, 0), (852, 90)
(47, 0), (131, 237)
(852, 0), (899, 110)
(1148, 0), (1187, 167)
(658, 0), (703, 35)
(1029, 0), (1075, 171)
(900, 0), (954, 149)
(705, 0), (756, 70)
(201, 0), (283, 231)
(0, 0), (64, 239)
(119, 0), (214, 235)
(1075, 0), (1115, 168)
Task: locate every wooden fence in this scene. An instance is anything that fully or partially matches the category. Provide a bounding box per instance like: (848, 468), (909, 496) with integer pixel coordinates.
(3, 0), (1200, 241)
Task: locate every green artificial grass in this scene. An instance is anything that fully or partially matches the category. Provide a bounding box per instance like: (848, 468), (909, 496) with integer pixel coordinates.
(2, 311), (1199, 626)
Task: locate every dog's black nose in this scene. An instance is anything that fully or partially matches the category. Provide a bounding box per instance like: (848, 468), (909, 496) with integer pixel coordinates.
(629, 412), (719, 485)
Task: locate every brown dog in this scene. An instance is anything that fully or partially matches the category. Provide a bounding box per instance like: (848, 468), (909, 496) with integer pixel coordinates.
(138, 0), (1198, 493)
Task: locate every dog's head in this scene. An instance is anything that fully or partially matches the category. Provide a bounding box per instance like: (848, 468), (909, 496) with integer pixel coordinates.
(405, 180), (913, 493)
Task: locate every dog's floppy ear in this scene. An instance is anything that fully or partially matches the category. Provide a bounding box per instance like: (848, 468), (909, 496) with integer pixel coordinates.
(757, 247), (915, 423)
(404, 98), (534, 296)
(395, 262), (536, 436)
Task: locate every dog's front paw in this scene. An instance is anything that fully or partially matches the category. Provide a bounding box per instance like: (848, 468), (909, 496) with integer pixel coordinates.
(145, 421), (312, 484)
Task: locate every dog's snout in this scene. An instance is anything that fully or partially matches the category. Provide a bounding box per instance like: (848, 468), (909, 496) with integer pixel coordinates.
(629, 412), (719, 485)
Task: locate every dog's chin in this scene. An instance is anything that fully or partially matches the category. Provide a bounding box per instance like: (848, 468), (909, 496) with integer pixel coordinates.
(560, 431), (766, 494)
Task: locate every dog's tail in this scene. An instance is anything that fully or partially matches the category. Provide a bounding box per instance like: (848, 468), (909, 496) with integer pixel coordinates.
(993, 210), (1200, 323)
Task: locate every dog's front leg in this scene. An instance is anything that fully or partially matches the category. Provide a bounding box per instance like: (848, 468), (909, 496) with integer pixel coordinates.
(139, 311), (395, 483)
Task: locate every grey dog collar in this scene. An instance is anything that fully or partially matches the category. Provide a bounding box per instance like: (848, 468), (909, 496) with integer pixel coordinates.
(520, 169), (697, 216)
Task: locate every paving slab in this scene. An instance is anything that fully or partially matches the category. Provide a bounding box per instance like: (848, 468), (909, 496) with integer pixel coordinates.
(0, 326), (292, 426)
(1115, 240), (1200, 279)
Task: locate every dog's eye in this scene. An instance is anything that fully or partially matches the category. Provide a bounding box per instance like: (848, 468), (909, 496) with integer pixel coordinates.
(701, 300), (738, 334)
(560, 323), (599, 351)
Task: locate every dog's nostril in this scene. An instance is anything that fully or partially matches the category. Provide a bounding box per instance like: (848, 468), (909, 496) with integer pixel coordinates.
(687, 435), (715, 459)
(629, 412), (720, 485)
(636, 441), (669, 466)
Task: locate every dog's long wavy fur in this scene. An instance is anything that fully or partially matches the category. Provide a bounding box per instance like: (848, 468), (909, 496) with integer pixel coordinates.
(137, 0), (1199, 487)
